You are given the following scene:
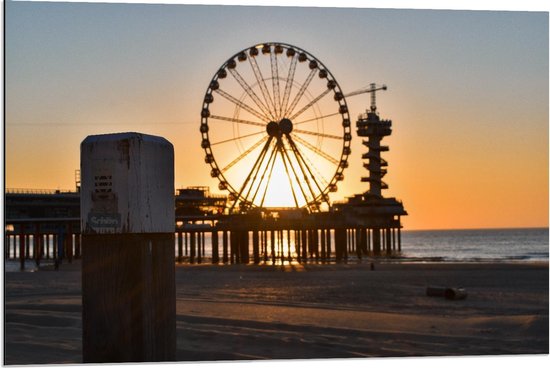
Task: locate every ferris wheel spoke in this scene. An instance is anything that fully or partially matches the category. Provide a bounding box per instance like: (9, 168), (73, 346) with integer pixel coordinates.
(228, 68), (275, 121)
(270, 53), (282, 120)
(259, 142), (279, 208)
(281, 55), (298, 119)
(230, 136), (274, 212)
(296, 140), (330, 189)
(246, 140), (276, 203)
(292, 134), (339, 165)
(248, 56), (275, 117)
(295, 112), (340, 126)
(286, 134), (330, 206)
(252, 141), (278, 207)
(289, 88), (331, 121)
(283, 135), (320, 206)
(210, 114), (266, 128)
(215, 89), (269, 122)
(284, 69), (316, 118)
(278, 143), (300, 208)
(221, 135), (269, 173)
(210, 130), (265, 146)
(292, 129), (342, 140)
(280, 141), (310, 206)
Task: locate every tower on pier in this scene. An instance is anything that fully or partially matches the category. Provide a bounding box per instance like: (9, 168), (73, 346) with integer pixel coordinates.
(334, 83), (407, 255)
(357, 86), (392, 197)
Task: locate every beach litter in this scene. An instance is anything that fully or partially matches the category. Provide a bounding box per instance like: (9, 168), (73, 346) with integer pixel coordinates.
(426, 286), (468, 300)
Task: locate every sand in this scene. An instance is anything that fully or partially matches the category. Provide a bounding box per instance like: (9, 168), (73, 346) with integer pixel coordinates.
(3, 260), (549, 364)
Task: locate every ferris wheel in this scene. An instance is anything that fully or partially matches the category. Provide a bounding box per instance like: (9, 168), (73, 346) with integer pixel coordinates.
(200, 42), (352, 213)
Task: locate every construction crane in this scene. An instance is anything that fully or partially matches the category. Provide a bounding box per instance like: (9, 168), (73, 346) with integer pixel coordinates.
(344, 83), (387, 113)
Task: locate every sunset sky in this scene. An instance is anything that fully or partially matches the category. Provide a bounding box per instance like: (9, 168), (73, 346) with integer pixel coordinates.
(4, 0), (549, 230)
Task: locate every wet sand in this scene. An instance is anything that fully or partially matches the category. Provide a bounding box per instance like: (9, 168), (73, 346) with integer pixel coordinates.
(3, 261), (548, 364)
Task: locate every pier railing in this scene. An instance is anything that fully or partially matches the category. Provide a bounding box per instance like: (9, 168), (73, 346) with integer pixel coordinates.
(6, 188), (78, 195)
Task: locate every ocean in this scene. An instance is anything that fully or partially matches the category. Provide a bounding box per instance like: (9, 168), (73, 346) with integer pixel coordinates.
(400, 228), (549, 262)
(4, 227), (548, 272)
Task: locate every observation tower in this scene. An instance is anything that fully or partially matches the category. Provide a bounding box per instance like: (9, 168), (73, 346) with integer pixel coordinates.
(335, 83), (407, 255)
(357, 83), (391, 197)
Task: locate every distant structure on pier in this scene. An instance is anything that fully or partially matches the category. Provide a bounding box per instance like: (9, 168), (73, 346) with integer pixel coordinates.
(175, 186), (226, 218)
(335, 83), (407, 253)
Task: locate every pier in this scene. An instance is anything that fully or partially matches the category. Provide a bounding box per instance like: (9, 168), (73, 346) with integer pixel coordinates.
(5, 201), (404, 268)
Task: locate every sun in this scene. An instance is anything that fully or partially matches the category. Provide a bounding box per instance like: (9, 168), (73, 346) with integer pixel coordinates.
(261, 157), (307, 208)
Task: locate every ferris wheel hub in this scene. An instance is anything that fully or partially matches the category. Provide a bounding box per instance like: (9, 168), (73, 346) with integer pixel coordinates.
(279, 118), (293, 134)
(266, 118), (293, 137)
(266, 121), (280, 137)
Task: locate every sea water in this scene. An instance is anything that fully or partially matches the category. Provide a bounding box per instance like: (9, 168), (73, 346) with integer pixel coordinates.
(400, 228), (548, 262)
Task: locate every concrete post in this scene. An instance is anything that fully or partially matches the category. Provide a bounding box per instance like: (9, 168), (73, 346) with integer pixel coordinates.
(80, 132), (175, 363)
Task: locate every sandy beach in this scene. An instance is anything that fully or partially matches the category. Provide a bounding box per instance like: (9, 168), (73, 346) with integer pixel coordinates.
(3, 260), (548, 364)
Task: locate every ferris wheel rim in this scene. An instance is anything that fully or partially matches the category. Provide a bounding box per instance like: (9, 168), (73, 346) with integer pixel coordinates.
(200, 42), (352, 212)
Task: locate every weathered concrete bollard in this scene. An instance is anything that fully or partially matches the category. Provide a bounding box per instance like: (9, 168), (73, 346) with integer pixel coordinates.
(80, 132), (176, 363)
